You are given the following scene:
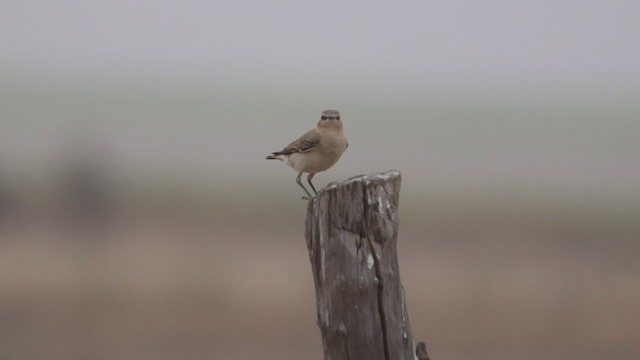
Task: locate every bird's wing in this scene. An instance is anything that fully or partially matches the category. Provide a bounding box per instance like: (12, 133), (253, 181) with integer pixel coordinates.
(271, 129), (321, 156)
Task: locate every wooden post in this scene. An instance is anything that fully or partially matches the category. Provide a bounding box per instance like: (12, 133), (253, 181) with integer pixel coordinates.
(305, 170), (425, 360)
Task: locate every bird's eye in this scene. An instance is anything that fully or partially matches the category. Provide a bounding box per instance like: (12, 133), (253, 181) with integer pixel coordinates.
(321, 116), (327, 120)
(336, 116), (341, 121)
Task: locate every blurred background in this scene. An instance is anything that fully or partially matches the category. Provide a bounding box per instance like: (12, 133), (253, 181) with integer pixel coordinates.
(1, 1), (639, 359)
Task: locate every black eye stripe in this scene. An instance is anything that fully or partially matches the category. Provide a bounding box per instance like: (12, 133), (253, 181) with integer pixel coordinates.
(321, 113), (341, 121)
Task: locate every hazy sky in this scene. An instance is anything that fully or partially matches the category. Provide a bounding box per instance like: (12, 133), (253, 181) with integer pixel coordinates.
(2, 0), (639, 89)
(1, 1), (639, 196)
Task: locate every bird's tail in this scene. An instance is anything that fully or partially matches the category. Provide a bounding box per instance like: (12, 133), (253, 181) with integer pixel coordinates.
(267, 151), (285, 159)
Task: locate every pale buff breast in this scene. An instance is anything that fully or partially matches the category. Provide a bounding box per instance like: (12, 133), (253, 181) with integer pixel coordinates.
(284, 131), (348, 173)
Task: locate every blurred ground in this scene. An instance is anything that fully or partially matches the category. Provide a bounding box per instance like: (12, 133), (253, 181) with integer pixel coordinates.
(0, 172), (638, 360)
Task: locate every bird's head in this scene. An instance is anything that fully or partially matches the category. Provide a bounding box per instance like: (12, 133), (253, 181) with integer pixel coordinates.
(317, 109), (342, 130)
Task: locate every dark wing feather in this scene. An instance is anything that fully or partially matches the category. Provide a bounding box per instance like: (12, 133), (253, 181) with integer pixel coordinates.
(271, 129), (320, 156)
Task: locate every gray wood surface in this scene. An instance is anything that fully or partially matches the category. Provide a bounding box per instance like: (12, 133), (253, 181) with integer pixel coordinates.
(305, 170), (419, 360)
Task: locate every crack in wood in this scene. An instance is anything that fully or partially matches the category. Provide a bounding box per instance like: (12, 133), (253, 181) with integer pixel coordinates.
(362, 180), (391, 360)
(367, 236), (390, 360)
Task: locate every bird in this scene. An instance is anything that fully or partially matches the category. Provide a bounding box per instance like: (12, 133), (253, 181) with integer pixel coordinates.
(266, 109), (348, 199)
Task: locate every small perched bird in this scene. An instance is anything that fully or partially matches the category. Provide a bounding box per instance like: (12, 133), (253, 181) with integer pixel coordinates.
(266, 109), (348, 199)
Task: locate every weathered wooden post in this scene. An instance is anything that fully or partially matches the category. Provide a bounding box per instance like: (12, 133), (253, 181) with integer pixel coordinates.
(305, 170), (428, 360)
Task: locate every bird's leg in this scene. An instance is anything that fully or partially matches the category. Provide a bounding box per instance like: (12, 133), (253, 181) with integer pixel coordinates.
(296, 172), (314, 200)
(307, 173), (318, 195)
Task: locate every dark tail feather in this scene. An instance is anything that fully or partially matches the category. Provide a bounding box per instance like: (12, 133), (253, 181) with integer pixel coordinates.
(266, 150), (285, 160)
